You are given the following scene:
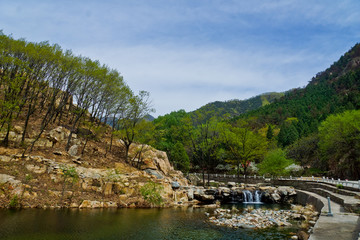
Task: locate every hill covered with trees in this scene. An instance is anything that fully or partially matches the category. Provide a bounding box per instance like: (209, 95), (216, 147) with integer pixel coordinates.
(151, 43), (360, 180)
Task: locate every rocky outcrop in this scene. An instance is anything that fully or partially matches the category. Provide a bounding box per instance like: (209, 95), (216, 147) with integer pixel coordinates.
(0, 142), (189, 209)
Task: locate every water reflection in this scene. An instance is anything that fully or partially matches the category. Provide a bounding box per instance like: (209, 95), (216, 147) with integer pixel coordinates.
(0, 206), (297, 240)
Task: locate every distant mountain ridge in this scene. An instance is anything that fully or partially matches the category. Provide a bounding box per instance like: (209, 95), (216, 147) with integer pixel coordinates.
(189, 92), (284, 123)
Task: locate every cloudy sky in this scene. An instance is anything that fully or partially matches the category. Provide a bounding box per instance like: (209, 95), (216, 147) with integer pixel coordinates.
(1, 1), (359, 116)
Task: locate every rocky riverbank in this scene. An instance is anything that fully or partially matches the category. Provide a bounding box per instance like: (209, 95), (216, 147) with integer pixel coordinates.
(207, 204), (319, 239)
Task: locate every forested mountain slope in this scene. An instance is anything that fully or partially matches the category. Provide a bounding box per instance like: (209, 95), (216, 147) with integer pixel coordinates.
(190, 92), (283, 124)
(241, 43), (360, 142)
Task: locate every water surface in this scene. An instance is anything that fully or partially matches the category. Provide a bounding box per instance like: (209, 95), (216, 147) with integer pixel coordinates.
(0, 204), (298, 240)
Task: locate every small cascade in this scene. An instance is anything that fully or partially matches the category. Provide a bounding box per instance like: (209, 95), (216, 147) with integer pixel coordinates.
(242, 190), (263, 204)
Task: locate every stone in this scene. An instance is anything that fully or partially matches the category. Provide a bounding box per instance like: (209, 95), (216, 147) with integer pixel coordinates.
(26, 164), (47, 174)
(144, 169), (163, 179)
(171, 181), (180, 189)
(48, 126), (70, 142)
(13, 125), (24, 134)
(68, 145), (79, 157)
(271, 193), (281, 202)
(79, 200), (103, 208)
(227, 182), (236, 188)
(103, 201), (118, 208)
(187, 188), (194, 200)
(0, 155), (11, 162)
(103, 182), (113, 196)
(70, 202), (79, 208)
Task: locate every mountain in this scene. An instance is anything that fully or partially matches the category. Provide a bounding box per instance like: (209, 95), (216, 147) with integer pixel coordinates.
(189, 92), (284, 124)
(241, 43), (360, 133)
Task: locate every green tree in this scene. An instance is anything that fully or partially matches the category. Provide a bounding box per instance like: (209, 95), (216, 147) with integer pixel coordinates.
(258, 148), (294, 176)
(318, 110), (360, 179)
(170, 142), (190, 173)
(220, 121), (267, 179)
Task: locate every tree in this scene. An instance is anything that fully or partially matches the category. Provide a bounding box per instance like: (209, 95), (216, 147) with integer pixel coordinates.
(190, 118), (221, 186)
(258, 148), (294, 177)
(318, 110), (360, 179)
(116, 91), (154, 162)
(170, 142), (190, 173)
(220, 121), (267, 179)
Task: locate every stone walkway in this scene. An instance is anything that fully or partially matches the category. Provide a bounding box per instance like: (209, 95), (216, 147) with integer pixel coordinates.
(298, 190), (360, 240)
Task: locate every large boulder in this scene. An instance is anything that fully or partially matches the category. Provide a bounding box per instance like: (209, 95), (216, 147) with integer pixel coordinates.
(48, 126), (70, 142)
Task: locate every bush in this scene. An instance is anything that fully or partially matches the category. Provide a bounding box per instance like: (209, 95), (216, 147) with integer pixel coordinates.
(336, 184), (344, 189)
(9, 195), (19, 208)
(140, 181), (164, 207)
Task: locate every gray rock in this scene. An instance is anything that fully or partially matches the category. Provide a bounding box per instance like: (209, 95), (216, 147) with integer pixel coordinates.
(68, 145), (78, 156)
(144, 169), (164, 179)
(171, 181), (180, 189)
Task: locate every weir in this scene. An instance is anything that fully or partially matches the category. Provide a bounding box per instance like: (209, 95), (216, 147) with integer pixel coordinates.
(242, 190), (263, 204)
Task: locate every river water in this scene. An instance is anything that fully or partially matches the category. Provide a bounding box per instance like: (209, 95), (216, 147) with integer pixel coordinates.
(0, 204), (298, 240)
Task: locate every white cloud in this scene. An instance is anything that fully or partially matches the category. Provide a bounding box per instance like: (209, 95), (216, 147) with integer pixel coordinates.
(1, 0), (359, 117)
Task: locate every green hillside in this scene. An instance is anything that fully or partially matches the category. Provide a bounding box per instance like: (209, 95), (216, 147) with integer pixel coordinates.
(190, 92), (284, 124)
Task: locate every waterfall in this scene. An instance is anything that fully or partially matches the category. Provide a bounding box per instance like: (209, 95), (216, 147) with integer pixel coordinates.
(242, 190), (262, 204)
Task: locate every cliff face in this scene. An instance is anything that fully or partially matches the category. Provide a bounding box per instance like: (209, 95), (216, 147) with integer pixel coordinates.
(0, 126), (189, 209)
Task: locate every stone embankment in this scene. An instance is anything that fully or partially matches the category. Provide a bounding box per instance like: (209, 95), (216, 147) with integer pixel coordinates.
(186, 180), (297, 204)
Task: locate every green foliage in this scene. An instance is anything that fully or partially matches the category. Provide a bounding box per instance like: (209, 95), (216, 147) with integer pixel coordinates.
(189, 92), (283, 125)
(318, 110), (360, 179)
(286, 133), (320, 167)
(61, 165), (79, 183)
(9, 195), (19, 208)
(170, 142), (190, 173)
(140, 181), (164, 207)
(258, 148), (294, 176)
(266, 125), (274, 140)
(221, 121), (267, 177)
(336, 184), (344, 189)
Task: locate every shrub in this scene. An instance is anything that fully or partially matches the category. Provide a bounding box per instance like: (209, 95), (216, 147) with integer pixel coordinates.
(9, 195), (19, 208)
(336, 184), (344, 189)
(140, 181), (164, 207)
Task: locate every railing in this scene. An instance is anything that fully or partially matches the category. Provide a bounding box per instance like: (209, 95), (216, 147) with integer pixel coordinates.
(191, 173), (360, 189)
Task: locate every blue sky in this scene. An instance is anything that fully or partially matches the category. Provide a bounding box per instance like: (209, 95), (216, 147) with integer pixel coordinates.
(1, 0), (360, 116)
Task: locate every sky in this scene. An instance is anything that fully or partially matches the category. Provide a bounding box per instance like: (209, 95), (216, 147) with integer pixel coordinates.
(1, 0), (360, 117)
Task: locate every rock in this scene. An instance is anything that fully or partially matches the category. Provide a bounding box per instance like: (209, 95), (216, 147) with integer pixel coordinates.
(103, 182), (113, 196)
(26, 164), (47, 174)
(13, 125), (24, 134)
(171, 181), (180, 189)
(271, 193), (281, 202)
(227, 182), (236, 188)
(103, 201), (118, 208)
(0, 155), (11, 162)
(144, 169), (163, 179)
(187, 188), (194, 200)
(194, 193), (214, 202)
(70, 202), (79, 208)
(187, 174), (202, 185)
(291, 236), (299, 240)
(48, 126), (70, 142)
(68, 145), (79, 157)
(205, 188), (217, 195)
(79, 200), (103, 208)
